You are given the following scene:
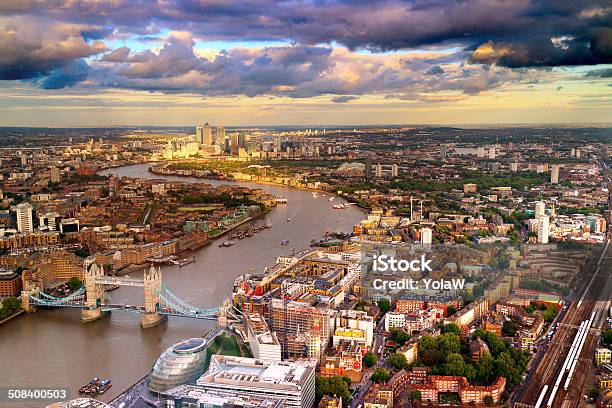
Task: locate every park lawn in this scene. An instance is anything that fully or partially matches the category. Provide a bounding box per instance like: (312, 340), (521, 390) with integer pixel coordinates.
(219, 334), (242, 357)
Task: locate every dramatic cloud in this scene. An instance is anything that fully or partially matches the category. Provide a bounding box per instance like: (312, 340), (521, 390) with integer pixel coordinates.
(41, 59), (89, 89)
(0, 16), (106, 80)
(0, 0), (610, 99)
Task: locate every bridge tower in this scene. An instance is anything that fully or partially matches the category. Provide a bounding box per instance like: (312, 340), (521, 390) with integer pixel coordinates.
(140, 264), (166, 328)
(81, 263), (110, 322)
(20, 283), (40, 313)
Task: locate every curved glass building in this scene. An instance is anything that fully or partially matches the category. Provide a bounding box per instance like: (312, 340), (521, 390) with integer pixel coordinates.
(148, 338), (208, 393)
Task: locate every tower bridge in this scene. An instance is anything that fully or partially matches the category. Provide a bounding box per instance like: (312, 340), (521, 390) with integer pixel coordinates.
(21, 263), (229, 328)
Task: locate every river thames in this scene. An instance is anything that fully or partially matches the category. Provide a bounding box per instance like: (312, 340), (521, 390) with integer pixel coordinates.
(0, 163), (365, 404)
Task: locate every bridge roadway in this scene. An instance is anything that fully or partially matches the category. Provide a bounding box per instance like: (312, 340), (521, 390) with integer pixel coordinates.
(514, 239), (611, 408)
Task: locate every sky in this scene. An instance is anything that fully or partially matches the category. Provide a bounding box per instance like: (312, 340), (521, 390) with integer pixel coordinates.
(0, 0), (610, 127)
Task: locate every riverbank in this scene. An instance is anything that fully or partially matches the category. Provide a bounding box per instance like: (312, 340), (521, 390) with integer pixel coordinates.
(149, 161), (369, 214)
(0, 309), (25, 326)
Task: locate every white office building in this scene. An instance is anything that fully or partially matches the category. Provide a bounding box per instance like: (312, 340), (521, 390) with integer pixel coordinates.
(421, 227), (433, 245)
(534, 201), (546, 218)
(12, 203), (33, 233)
(245, 313), (282, 361)
(537, 215), (550, 244)
(384, 312), (405, 331)
(197, 356), (315, 408)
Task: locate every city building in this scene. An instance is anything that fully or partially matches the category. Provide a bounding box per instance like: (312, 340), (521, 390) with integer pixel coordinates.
(196, 123), (213, 145)
(595, 347), (611, 366)
(161, 385), (285, 408)
(148, 338), (209, 393)
(0, 269), (22, 297)
(12, 202), (34, 233)
(245, 312), (282, 361)
(318, 395), (342, 408)
(538, 215), (550, 244)
(216, 126), (226, 147)
(551, 165), (560, 184)
(196, 355), (316, 408)
(421, 227), (432, 245)
(463, 183), (477, 193)
(411, 376), (505, 405)
(534, 201), (546, 218)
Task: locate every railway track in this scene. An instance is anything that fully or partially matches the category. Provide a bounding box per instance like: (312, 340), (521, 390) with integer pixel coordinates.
(514, 239), (611, 408)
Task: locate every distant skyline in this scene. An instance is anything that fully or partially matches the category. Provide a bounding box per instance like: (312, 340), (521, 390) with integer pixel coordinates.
(0, 1), (610, 126)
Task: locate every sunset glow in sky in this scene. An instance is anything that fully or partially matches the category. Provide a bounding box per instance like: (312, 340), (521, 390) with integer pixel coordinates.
(0, 0), (610, 126)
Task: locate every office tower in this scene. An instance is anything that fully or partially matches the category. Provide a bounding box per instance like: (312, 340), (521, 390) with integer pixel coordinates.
(228, 133), (240, 155)
(537, 215), (549, 244)
(273, 136), (281, 151)
(421, 227), (433, 245)
(12, 203), (34, 233)
(551, 165), (560, 184)
(375, 164), (383, 178)
(534, 201), (546, 218)
(238, 133), (247, 148)
(477, 146), (485, 158)
(196, 123), (213, 145)
(491, 162), (499, 173)
(391, 164), (399, 177)
(510, 162), (519, 172)
(575, 148), (581, 158)
(488, 146), (496, 159)
(216, 126), (226, 147)
(50, 167), (61, 183)
(440, 145), (447, 160)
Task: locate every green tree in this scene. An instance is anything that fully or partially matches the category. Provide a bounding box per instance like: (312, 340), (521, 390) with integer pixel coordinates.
(68, 276), (82, 291)
(377, 298), (391, 315)
(588, 387), (601, 400)
(388, 353), (407, 370)
(2, 297), (20, 314)
(418, 335), (437, 358)
(363, 351), (378, 368)
(435, 333), (461, 355)
(601, 330), (612, 346)
(447, 306), (457, 316)
(443, 353), (466, 376)
(543, 305), (558, 323)
(475, 354), (496, 384)
(483, 395), (494, 406)
(315, 376), (351, 408)
(409, 390), (422, 401)
(371, 368), (390, 383)
(502, 320), (518, 337)
(495, 352), (519, 386)
(391, 329), (410, 346)
(441, 323), (461, 336)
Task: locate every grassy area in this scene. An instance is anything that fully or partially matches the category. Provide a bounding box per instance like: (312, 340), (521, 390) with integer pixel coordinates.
(241, 343), (253, 358)
(207, 228), (225, 237)
(178, 206), (217, 212)
(204, 333), (226, 371)
(219, 334), (242, 357)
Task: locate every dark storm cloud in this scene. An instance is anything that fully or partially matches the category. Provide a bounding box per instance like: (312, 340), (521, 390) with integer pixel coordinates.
(41, 59), (89, 89)
(0, 15), (106, 80)
(1, 0), (611, 96)
(331, 95), (358, 103)
(425, 66), (445, 75)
